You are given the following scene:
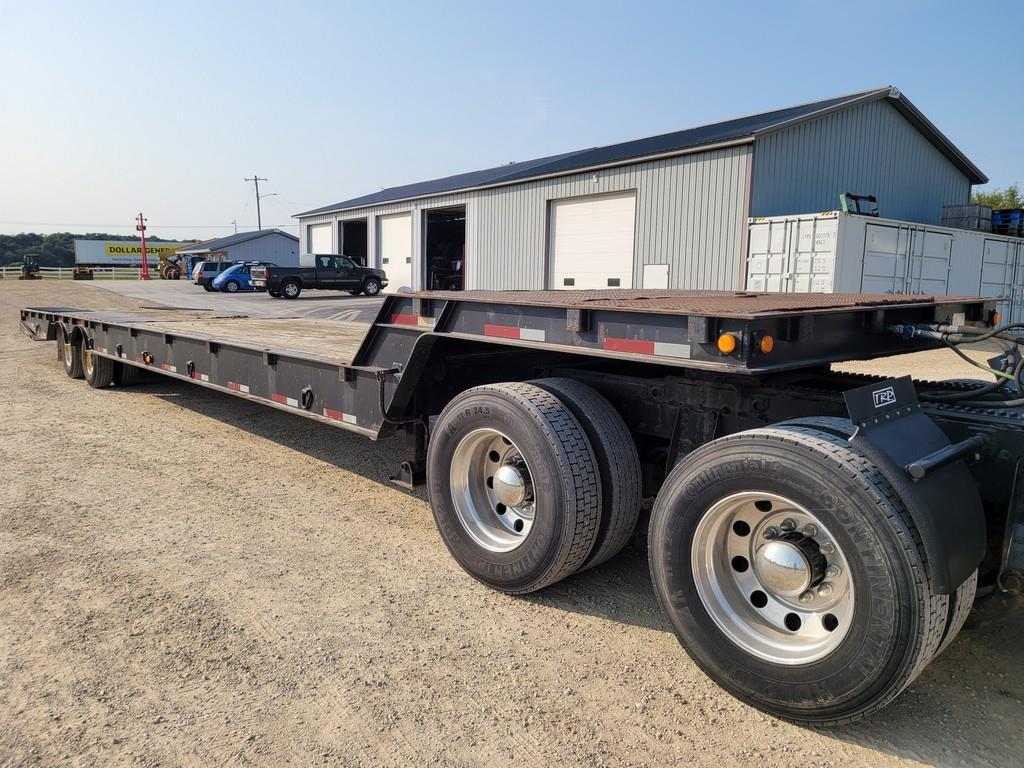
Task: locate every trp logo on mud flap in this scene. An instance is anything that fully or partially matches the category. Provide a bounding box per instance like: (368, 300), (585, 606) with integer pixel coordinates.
(872, 386), (896, 408)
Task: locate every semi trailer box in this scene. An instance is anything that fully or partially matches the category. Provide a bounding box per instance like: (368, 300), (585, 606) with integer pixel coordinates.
(746, 211), (1024, 322)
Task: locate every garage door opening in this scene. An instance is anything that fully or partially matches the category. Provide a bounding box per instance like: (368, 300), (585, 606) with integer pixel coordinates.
(340, 219), (368, 266)
(424, 206), (465, 290)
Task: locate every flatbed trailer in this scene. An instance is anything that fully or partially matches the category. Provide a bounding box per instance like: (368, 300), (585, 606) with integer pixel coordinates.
(20, 289), (1024, 726)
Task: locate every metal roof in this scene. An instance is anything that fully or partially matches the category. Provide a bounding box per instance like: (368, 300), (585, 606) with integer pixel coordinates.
(297, 86), (986, 219)
(175, 228), (298, 255)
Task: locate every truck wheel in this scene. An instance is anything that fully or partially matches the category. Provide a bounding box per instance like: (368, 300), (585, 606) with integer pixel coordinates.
(82, 344), (115, 388)
(114, 362), (141, 386)
(268, 290), (282, 298)
(223, 280), (240, 293)
(532, 378), (642, 570)
(61, 331), (84, 379)
(772, 415), (977, 664)
(281, 280), (301, 299)
(348, 290), (361, 296)
(362, 278), (381, 296)
(649, 425), (950, 726)
(427, 382), (601, 594)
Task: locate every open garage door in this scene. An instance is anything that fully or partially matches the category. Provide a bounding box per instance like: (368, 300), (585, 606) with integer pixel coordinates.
(308, 223), (332, 255)
(378, 213), (413, 293)
(548, 192), (636, 289)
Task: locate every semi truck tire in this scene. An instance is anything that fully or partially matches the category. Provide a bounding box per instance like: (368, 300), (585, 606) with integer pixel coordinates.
(61, 329), (84, 379)
(648, 424), (950, 726)
(772, 415), (977, 663)
(114, 362), (141, 386)
(281, 280), (301, 299)
(82, 344), (115, 388)
(427, 382), (601, 594)
(532, 377), (642, 570)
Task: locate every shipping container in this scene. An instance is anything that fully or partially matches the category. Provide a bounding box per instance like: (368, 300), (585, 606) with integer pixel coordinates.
(746, 211), (1024, 322)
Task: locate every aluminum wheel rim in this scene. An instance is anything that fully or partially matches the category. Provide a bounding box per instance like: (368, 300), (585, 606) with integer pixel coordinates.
(284, 283), (299, 297)
(691, 491), (854, 665)
(450, 428), (536, 553)
(365, 281), (379, 295)
(81, 346), (93, 377)
(62, 337), (74, 368)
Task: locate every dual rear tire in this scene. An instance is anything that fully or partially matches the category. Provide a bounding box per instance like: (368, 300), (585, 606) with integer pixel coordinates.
(648, 419), (976, 726)
(426, 380), (641, 594)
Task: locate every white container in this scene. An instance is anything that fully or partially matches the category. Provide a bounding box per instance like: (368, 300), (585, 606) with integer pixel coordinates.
(746, 211), (1024, 322)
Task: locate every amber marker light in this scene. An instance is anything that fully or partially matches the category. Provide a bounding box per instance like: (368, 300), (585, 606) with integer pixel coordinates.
(759, 334), (775, 354)
(717, 333), (737, 355)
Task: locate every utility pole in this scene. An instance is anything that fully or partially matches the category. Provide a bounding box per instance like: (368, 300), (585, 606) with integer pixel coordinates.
(231, 219), (238, 233)
(135, 212), (150, 280)
(244, 175), (268, 230)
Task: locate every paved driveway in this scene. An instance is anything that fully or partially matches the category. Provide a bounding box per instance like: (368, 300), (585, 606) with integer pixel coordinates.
(95, 279), (385, 322)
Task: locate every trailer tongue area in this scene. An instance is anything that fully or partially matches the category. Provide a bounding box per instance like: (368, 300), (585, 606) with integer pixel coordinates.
(19, 288), (1024, 726)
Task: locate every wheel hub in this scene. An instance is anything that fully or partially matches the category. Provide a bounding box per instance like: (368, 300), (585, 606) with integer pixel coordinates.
(754, 533), (825, 598)
(492, 464), (528, 507)
(691, 491), (855, 665)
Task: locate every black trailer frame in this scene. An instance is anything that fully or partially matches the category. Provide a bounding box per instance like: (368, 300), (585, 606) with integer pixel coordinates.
(19, 288), (1024, 725)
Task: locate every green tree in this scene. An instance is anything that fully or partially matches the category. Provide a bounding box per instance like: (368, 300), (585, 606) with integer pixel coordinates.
(971, 184), (1022, 210)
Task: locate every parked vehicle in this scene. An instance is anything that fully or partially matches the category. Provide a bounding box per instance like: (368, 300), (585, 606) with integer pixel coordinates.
(211, 262), (275, 293)
(20, 289), (1024, 726)
(192, 260), (235, 291)
(251, 255), (387, 299)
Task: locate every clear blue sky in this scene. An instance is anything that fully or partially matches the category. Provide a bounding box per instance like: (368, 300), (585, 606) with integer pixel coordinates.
(1, 0), (1021, 239)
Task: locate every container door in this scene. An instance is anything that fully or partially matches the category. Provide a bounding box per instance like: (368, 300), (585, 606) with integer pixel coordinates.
(907, 229), (952, 295)
(1012, 242), (1024, 323)
(861, 224), (911, 294)
(745, 219), (790, 292)
(790, 217), (838, 292)
(981, 239), (1014, 320)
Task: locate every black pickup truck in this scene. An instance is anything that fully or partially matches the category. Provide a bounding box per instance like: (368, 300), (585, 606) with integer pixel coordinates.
(251, 255), (388, 299)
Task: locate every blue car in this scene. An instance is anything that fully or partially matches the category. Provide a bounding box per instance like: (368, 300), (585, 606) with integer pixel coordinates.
(212, 262), (274, 293)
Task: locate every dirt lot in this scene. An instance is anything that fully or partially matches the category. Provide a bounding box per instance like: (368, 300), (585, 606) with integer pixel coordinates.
(1, 280), (1022, 768)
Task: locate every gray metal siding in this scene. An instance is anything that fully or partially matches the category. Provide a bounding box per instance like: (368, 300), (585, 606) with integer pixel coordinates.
(223, 233), (300, 266)
(750, 100), (971, 225)
(298, 144), (752, 291)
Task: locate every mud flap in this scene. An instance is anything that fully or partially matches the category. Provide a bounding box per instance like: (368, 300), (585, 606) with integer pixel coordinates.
(844, 377), (985, 594)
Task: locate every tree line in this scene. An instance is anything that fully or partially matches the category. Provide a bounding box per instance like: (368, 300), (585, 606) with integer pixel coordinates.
(0, 232), (181, 267)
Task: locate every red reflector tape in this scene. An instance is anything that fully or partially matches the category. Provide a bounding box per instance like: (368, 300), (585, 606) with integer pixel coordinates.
(160, 363), (177, 373)
(227, 381), (250, 393)
(323, 408), (358, 425)
(603, 337), (655, 354)
(271, 392), (299, 408)
(390, 313), (419, 326)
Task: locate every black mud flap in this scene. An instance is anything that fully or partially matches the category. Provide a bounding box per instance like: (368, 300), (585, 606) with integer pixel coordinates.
(844, 376), (985, 594)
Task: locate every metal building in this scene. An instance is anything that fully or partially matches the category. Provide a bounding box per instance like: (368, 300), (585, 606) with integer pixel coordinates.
(295, 86), (986, 292)
(176, 229), (300, 266)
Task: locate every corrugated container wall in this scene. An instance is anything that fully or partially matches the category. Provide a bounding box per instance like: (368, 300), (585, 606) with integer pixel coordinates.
(751, 100), (971, 225)
(299, 144), (752, 291)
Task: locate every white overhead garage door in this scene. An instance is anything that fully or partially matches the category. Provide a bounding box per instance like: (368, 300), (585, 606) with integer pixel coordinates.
(548, 192), (636, 289)
(308, 223), (332, 254)
(378, 213), (413, 293)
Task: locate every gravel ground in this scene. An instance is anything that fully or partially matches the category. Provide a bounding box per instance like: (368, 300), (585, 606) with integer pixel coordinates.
(1, 280), (1022, 768)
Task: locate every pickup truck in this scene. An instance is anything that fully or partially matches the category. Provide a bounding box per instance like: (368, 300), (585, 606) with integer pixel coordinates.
(251, 255), (388, 299)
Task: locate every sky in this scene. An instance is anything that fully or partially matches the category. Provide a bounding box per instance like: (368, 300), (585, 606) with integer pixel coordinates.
(1, 0), (1022, 240)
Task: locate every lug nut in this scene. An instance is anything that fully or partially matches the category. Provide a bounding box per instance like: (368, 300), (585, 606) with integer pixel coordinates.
(763, 526), (780, 540)
(801, 524), (819, 537)
(819, 541), (835, 555)
(798, 590), (814, 604)
(825, 564), (842, 578)
(780, 518), (796, 532)
(817, 582), (834, 597)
